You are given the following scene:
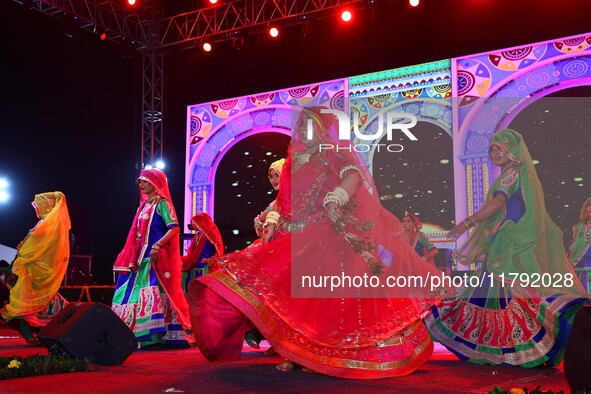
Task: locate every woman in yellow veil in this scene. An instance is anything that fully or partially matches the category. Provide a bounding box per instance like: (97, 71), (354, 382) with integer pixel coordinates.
(0, 191), (70, 344)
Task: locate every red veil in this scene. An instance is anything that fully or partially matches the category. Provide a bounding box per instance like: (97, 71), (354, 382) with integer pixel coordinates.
(189, 107), (448, 378)
(181, 213), (224, 271)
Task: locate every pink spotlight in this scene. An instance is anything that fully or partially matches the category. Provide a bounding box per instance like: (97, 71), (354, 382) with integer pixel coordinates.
(341, 10), (352, 22)
(269, 27), (279, 38)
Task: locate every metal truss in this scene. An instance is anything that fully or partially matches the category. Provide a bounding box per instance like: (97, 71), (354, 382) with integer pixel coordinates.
(15, 0), (155, 49)
(141, 49), (164, 167)
(157, 0), (367, 49)
(11, 0), (389, 166)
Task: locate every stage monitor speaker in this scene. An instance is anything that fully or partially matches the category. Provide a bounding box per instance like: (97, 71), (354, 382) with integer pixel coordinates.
(37, 302), (137, 365)
(564, 304), (591, 392)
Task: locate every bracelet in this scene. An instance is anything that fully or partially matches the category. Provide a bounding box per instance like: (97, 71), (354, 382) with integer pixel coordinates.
(463, 216), (477, 229)
(152, 242), (162, 250)
(323, 192), (341, 208)
(323, 186), (350, 208)
(333, 186), (350, 205)
(339, 164), (360, 179)
(265, 211), (281, 226)
(254, 216), (264, 229)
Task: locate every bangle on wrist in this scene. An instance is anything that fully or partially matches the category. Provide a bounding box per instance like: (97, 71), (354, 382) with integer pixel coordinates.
(463, 216), (477, 229)
(265, 211), (281, 226)
(152, 242), (162, 250)
(323, 186), (350, 209)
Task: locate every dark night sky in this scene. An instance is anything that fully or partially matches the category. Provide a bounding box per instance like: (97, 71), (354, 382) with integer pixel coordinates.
(1, 0), (590, 282)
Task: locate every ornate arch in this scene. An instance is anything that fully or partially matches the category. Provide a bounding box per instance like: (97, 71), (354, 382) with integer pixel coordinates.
(184, 79), (347, 227)
(454, 34), (591, 223)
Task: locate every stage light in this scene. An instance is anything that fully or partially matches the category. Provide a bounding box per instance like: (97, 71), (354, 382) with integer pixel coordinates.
(155, 160), (165, 170)
(0, 178), (8, 189)
(203, 42), (212, 52)
(341, 10), (352, 22)
(0, 191), (9, 203)
(209, 0), (217, 3)
(144, 164), (153, 170)
(269, 27), (279, 38)
(232, 229), (240, 235)
(409, 0), (420, 7)
(127, 0), (137, 5)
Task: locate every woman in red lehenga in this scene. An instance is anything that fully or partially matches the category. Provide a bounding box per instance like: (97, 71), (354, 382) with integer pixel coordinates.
(188, 107), (448, 379)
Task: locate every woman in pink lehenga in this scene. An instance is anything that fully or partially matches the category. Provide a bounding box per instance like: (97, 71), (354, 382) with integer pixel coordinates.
(188, 107), (446, 378)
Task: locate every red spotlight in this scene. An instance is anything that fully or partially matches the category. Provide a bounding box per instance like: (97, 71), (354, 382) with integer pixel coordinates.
(409, 0), (419, 6)
(127, 0), (136, 5)
(269, 27), (279, 38)
(100, 32), (107, 41)
(203, 42), (212, 52)
(341, 10), (352, 22)
(209, 0), (217, 3)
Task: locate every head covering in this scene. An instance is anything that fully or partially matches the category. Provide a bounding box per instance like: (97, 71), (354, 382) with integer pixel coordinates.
(578, 197), (591, 223)
(403, 212), (422, 232)
(1, 192), (71, 326)
(268, 158), (286, 176)
(456, 129), (585, 296)
(569, 197), (591, 266)
(191, 213), (224, 257)
(137, 168), (177, 216)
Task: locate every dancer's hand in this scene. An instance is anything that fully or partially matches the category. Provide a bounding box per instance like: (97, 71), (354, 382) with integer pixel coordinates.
(262, 225), (275, 243)
(149, 246), (160, 264)
(448, 222), (467, 238)
(326, 202), (342, 223)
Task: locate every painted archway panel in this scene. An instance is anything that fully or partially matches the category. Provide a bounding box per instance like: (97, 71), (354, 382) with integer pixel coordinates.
(454, 33), (591, 234)
(184, 79), (347, 228)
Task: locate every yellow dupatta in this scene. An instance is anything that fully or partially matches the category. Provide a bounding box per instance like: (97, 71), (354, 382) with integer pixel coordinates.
(1, 192), (71, 325)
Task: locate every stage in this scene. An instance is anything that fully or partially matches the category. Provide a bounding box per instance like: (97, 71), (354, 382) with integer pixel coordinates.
(0, 325), (571, 393)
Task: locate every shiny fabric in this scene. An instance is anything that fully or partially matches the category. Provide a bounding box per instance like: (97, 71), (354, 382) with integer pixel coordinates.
(189, 107), (447, 379)
(112, 168), (191, 332)
(181, 213), (224, 277)
(425, 129), (588, 367)
(1, 192), (70, 327)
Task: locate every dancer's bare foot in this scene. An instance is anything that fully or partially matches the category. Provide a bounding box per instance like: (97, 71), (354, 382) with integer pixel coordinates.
(276, 359), (296, 372)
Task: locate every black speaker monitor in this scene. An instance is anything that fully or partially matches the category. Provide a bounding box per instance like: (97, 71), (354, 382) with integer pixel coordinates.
(564, 304), (591, 392)
(38, 302), (137, 365)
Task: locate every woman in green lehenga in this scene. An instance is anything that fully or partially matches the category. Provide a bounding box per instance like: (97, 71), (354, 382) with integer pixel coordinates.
(568, 197), (591, 293)
(425, 129), (588, 367)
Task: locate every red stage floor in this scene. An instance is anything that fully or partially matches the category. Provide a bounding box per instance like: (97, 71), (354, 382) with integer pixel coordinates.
(0, 325), (571, 393)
